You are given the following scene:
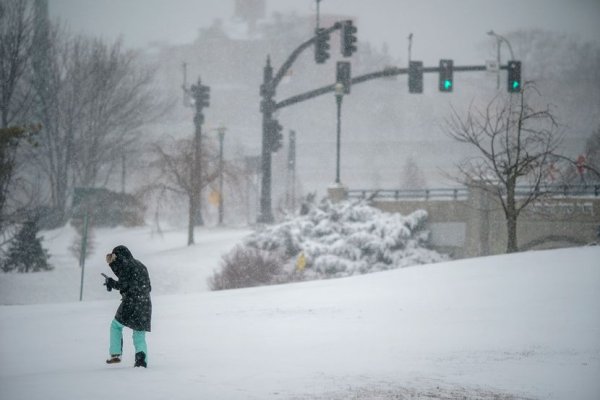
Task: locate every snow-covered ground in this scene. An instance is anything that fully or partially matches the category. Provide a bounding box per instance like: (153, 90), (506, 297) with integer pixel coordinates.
(1, 226), (599, 399)
(0, 225), (252, 305)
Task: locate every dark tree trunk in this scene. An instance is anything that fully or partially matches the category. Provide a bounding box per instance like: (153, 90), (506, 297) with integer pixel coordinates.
(505, 180), (519, 253)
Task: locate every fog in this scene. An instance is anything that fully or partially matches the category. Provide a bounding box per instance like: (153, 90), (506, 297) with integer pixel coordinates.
(50, 0), (600, 64)
(20, 0), (600, 223)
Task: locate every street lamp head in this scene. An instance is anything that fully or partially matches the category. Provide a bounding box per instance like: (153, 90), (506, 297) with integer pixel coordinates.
(487, 30), (515, 60)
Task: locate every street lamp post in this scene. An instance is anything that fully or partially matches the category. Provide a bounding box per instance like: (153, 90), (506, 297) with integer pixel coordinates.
(487, 30), (515, 90)
(334, 82), (344, 184)
(217, 125), (226, 225)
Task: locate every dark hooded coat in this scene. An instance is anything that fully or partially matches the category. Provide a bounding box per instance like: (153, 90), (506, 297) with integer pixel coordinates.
(109, 245), (152, 332)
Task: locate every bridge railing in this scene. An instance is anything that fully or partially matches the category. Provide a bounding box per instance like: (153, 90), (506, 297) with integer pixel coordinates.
(347, 188), (469, 201)
(347, 184), (600, 201)
(515, 184), (600, 198)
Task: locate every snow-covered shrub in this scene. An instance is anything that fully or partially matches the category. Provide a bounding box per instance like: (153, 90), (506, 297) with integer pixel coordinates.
(208, 245), (284, 290)
(211, 199), (447, 289)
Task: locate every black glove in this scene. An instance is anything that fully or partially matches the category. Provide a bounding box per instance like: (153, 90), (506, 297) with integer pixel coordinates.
(106, 277), (118, 291)
(102, 273), (117, 292)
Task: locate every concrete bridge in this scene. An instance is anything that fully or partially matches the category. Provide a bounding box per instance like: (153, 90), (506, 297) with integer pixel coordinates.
(329, 184), (600, 258)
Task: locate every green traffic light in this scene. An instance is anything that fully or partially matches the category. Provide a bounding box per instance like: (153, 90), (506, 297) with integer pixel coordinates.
(444, 80), (452, 90)
(512, 81), (519, 89)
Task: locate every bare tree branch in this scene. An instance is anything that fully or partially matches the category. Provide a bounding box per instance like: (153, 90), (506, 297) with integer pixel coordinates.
(444, 82), (563, 253)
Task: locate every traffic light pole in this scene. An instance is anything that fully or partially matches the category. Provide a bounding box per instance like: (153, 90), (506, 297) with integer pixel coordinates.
(258, 22), (344, 224)
(190, 79), (208, 229)
(259, 57), (275, 223)
(258, 23), (510, 223)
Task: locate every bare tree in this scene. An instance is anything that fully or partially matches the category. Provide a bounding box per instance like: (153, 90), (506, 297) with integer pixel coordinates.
(0, 0), (33, 128)
(445, 82), (562, 253)
(148, 136), (218, 246)
(0, 124), (39, 228)
(0, 1), (38, 224)
(30, 28), (165, 222)
(31, 29), (87, 222)
(147, 135), (243, 245)
(71, 40), (161, 187)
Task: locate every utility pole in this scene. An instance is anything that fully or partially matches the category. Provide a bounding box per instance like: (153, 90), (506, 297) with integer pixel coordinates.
(217, 125), (226, 225)
(190, 78), (208, 228)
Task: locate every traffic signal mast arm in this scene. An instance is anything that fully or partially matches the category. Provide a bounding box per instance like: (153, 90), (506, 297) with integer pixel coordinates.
(275, 64), (511, 110)
(270, 22), (343, 91)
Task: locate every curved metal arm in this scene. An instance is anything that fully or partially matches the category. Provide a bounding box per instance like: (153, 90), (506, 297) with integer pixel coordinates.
(271, 22), (342, 89)
(488, 30), (515, 59)
(276, 67), (406, 110)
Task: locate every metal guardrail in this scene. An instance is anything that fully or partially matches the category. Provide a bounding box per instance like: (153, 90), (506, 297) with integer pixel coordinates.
(348, 184), (600, 201)
(514, 184), (600, 197)
(347, 188), (468, 201)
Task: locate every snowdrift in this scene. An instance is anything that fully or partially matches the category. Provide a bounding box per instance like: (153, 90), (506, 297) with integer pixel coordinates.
(1, 244), (599, 400)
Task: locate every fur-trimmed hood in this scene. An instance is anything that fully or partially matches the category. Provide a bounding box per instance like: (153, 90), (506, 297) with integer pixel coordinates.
(112, 245), (133, 261)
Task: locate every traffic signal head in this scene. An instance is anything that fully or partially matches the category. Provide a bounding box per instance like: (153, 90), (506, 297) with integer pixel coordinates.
(267, 118), (283, 153)
(192, 83), (210, 108)
(314, 28), (330, 64)
(408, 61), (423, 93)
(507, 60), (521, 93)
(341, 20), (357, 57)
(199, 84), (210, 107)
(438, 59), (453, 92)
(336, 61), (351, 94)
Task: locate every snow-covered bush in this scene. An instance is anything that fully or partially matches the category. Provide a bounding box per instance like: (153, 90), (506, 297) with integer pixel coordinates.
(211, 199), (447, 289)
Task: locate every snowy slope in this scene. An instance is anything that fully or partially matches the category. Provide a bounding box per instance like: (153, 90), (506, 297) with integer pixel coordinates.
(1, 232), (599, 399)
(0, 225), (252, 305)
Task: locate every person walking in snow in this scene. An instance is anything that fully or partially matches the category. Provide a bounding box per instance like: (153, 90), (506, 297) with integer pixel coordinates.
(103, 245), (152, 368)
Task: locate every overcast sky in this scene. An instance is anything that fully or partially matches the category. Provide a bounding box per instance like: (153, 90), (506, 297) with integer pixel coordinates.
(49, 0), (600, 64)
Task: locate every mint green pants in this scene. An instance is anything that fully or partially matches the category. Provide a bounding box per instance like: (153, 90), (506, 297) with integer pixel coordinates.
(109, 319), (147, 358)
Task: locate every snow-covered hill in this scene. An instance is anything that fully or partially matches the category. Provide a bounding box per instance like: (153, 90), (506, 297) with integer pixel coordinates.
(0, 225), (252, 305)
(0, 225), (598, 399)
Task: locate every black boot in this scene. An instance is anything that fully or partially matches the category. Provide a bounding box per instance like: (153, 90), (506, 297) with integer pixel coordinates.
(134, 351), (147, 368)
